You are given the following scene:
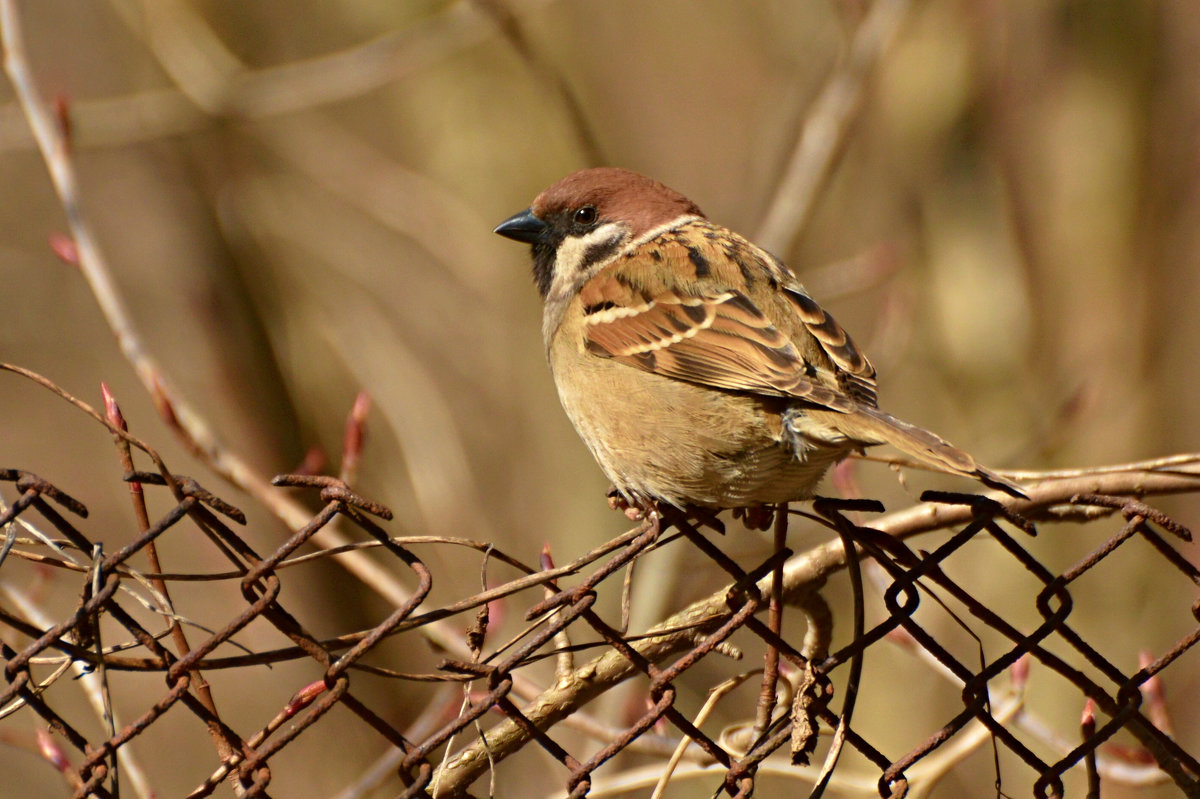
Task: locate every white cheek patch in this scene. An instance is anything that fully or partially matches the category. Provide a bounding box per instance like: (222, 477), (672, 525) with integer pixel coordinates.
(549, 223), (625, 300)
(554, 223), (624, 274)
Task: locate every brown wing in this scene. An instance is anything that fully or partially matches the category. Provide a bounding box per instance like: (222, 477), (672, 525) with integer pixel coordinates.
(783, 287), (878, 407)
(579, 270), (857, 413)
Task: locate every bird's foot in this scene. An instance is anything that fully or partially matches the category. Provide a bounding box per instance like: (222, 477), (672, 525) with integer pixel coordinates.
(606, 486), (651, 521)
(732, 505), (775, 531)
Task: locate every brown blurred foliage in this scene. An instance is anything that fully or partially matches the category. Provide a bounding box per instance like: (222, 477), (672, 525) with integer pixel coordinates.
(1, 1), (1198, 796)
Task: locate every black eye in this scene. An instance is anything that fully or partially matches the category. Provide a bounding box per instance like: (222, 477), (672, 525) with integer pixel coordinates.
(573, 206), (597, 225)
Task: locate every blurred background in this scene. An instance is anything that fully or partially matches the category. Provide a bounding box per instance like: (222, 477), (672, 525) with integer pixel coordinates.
(1, 0), (1198, 796)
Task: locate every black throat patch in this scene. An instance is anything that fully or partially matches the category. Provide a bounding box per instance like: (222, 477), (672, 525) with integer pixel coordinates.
(531, 236), (558, 299)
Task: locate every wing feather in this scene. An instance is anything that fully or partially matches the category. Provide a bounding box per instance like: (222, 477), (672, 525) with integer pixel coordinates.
(580, 268), (856, 413)
(784, 287), (878, 406)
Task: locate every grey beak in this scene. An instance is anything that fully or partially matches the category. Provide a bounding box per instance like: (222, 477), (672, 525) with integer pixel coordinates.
(494, 208), (547, 244)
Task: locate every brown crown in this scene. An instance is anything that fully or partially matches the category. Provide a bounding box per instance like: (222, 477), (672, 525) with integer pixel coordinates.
(531, 167), (705, 237)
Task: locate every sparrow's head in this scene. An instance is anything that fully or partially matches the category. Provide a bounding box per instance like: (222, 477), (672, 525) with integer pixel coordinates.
(495, 167), (704, 300)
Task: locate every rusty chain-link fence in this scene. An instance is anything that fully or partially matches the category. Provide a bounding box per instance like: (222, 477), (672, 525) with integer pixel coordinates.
(2, 372), (1199, 798)
(3, 1), (1200, 796)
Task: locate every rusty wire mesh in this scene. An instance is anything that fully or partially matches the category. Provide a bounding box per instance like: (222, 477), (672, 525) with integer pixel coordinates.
(2, 396), (1199, 798)
(2, 1), (1200, 797)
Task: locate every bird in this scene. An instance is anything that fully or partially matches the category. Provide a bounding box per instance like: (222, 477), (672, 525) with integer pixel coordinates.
(494, 167), (1024, 517)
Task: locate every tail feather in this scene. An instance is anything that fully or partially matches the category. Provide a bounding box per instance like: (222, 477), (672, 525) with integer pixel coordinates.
(842, 406), (1027, 499)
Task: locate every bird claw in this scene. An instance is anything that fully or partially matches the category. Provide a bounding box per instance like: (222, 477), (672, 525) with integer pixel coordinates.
(733, 505), (775, 531)
(606, 486), (649, 521)
(609, 482), (667, 520)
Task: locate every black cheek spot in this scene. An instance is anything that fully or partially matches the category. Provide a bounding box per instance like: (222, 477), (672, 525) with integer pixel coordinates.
(579, 238), (620, 271)
(531, 241), (556, 298)
(649, 249), (663, 262)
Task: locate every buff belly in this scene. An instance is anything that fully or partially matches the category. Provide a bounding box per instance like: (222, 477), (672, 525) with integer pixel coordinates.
(549, 338), (851, 509)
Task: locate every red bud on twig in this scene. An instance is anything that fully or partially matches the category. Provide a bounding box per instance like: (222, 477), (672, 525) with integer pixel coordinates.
(1139, 650), (1172, 734)
(341, 391), (371, 478)
(294, 446), (327, 476)
(1010, 653), (1029, 691)
(48, 232), (79, 266)
(36, 729), (70, 772)
(101, 382), (125, 431)
(286, 680), (327, 716)
(53, 93), (72, 152)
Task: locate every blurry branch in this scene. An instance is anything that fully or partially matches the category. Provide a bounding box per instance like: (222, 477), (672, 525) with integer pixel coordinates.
(0, 0), (496, 674)
(127, 0), (528, 118)
(434, 457), (1200, 794)
(755, 0), (911, 254)
(123, 0), (515, 541)
(472, 0), (604, 164)
(855, 451), (1200, 502)
(801, 242), (902, 301)
(220, 153), (500, 542)
(0, 0), (293, 527)
(871, 459), (1200, 534)
(1000, 453), (1200, 481)
(113, 0), (516, 289)
(0, 0), (561, 152)
(242, 116), (504, 291)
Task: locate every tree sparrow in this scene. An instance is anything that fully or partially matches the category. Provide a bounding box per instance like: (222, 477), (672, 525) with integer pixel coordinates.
(495, 167), (1024, 513)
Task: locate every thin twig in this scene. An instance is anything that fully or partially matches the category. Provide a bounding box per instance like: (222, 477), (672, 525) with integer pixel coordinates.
(541, 544), (575, 683)
(103, 384), (240, 777)
(752, 505), (789, 740)
(650, 671), (760, 799)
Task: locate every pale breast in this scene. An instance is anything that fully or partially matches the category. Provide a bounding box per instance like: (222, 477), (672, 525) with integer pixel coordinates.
(548, 331), (852, 508)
